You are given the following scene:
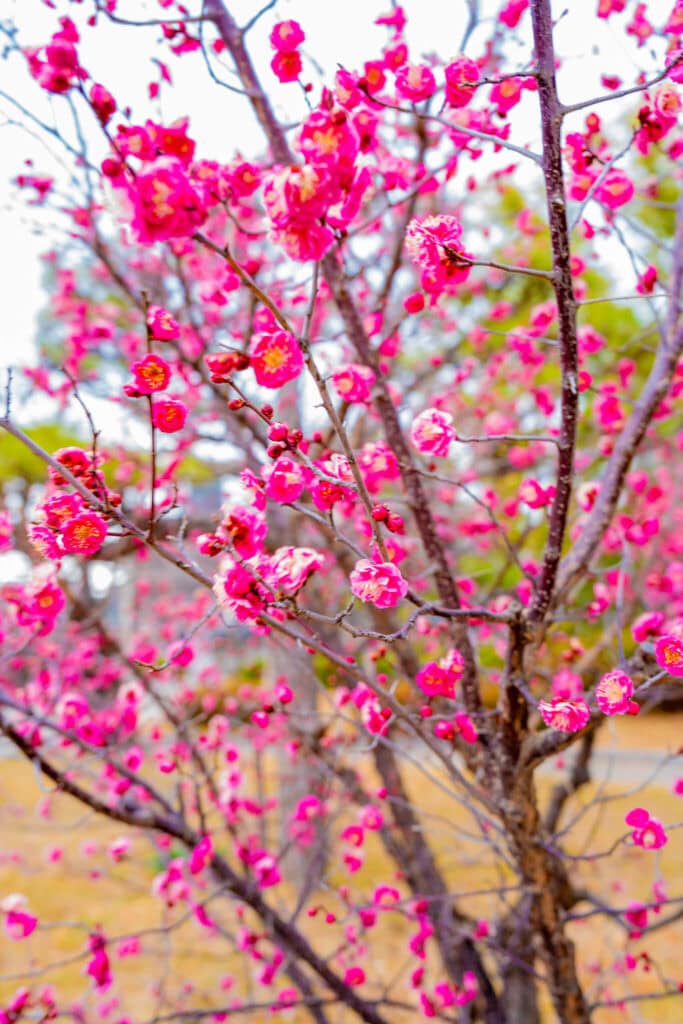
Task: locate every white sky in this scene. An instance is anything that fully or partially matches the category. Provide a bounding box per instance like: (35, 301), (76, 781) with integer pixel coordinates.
(0, 0), (674, 380)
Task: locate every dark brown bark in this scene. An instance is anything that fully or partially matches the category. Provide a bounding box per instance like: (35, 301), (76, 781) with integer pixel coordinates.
(527, 0), (579, 632)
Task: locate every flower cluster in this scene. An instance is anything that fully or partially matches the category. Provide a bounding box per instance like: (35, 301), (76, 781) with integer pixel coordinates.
(25, 18), (83, 94)
(405, 214), (472, 295)
(269, 20), (305, 83)
(263, 103), (370, 261)
(625, 807), (668, 849)
(129, 156), (208, 243)
(212, 539), (325, 627)
(416, 648), (464, 699)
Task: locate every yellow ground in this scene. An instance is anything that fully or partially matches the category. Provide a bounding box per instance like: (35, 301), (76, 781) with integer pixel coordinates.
(1, 713), (681, 1023)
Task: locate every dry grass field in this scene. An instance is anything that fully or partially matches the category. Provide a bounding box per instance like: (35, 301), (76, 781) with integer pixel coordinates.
(1, 713), (681, 1023)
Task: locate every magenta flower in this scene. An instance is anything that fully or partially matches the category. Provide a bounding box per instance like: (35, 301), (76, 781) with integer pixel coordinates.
(332, 363), (376, 403)
(265, 456), (306, 504)
(131, 353), (172, 394)
(595, 669), (636, 715)
(266, 546), (324, 594)
(2, 896), (38, 941)
(410, 408), (456, 457)
(147, 305), (180, 341)
(625, 808), (668, 850)
(654, 634), (683, 677)
(395, 64), (437, 103)
(151, 398), (187, 433)
(61, 512), (108, 556)
(269, 20), (305, 51)
(444, 55), (480, 107)
(350, 559), (408, 608)
(538, 697), (591, 733)
(250, 330), (304, 389)
(129, 157), (207, 243)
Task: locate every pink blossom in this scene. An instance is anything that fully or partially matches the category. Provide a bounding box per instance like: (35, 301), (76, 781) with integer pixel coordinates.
(189, 835), (213, 875)
(595, 670), (636, 715)
(85, 932), (112, 991)
(654, 634), (683, 676)
(624, 900), (648, 937)
(490, 77), (527, 116)
(631, 611), (664, 643)
(406, 214), (464, 270)
(129, 157), (207, 243)
(147, 305), (180, 341)
(395, 64), (437, 103)
(454, 712), (479, 744)
(597, 0), (627, 16)
(89, 83), (116, 125)
(0, 511), (13, 553)
(653, 84), (681, 120)
(107, 837), (131, 863)
(298, 107), (359, 171)
(625, 808), (668, 849)
(264, 457), (306, 503)
(519, 478), (555, 509)
(266, 546), (324, 593)
(594, 170), (635, 210)
(213, 558), (266, 623)
(499, 0), (529, 27)
(350, 559), (408, 608)
(25, 20), (82, 94)
(538, 698), (591, 733)
(271, 50), (302, 83)
(2, 896), (38, 941)
(552, 669), (583, 700)
(444, 56), (480, 108)
(410, 408), (456, 457)
(269, 20), (305, 51)
(131, 353), (172, 394)
(416, 662), (456, 699)
(271, 219), (335, 261)
(61, 513), (108, 556)
(344, 967), (365, 987)
(331, 363), (376, 403)
(151, 398), (187, 433)
(667, 48), (683, 84)
(359, 441), (401, 492)
(218, 506), (267, 559)
(250, 330), (304, 389)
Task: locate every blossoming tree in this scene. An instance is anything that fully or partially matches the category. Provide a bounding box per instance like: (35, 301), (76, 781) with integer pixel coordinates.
(1, 1), (683, 1022)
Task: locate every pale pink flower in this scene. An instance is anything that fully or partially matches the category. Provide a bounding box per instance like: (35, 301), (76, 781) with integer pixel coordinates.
(538, 697), (591, 733)
(267, 546), (325, 593)
(331, 363), (376, 403)
(595, 669), (636, 715)
(410, 408), (456, 457)
(350, 559), (408, 608)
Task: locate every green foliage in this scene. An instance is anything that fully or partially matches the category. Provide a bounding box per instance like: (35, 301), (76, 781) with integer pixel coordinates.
(0, 424), (84, 485)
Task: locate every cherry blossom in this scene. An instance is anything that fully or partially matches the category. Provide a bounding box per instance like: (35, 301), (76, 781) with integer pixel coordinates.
(349, 559), (408, 608)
